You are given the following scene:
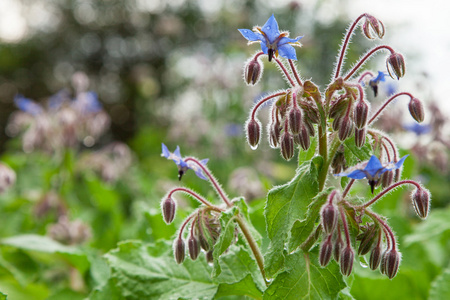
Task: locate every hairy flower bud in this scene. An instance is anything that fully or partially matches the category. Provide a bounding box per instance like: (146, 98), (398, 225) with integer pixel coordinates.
(340, 245), (355, 276)
(411, 188), (430, 219)
(382, 249), (401, 279)
(381, 170), (394, 189)
(206, 250), (214, 263)
(369, 243), (382, 270)
(269, 123), (281, 149)
(363, 15), (385, 39)
(332, 116), (342, 131)
(288, 106), (303, 134)
(338, 117), (354, 141)
(174, 238), (186, 264)
(329, 97), (349, 119)
(244, 58), (263, 85)
(386, 52), (406, 79)
(319, 236), (333, 267)
(303, 120), (315, 137)
(246, 118), (261, 149)
(408, 98), (425, 123)
(162, 196), (176, 224)
(321, 203), (338, 234)
(333, 233), (344, 263)
(354, 100), (369, 129)
(354, 128), (366, 148)
(297, 125), (310, 151)
(280, 131), (294, 160)
(188, 235), (201, 260)
(358, 224), (379, 255)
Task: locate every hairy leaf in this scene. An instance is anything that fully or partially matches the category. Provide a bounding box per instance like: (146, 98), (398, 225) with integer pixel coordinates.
(212, 206), (238, 277)
(216, 274), (263, 299)
(429, 265), (450, 300)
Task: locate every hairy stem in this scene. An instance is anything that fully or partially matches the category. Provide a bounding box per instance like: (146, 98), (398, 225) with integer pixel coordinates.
(251, 91), (286, 120)
(359, 180), (421, 208)
(344, 45), (395, 80)
(168, 187), (223, 211)
(288, 59), (303, 86)
(368, 92), (413, 124)
(274, 58), (296, 86)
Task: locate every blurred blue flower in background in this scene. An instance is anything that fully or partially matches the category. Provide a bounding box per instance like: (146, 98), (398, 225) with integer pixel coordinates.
(403, 122), (431, 135)
(161, 143), (209, 181)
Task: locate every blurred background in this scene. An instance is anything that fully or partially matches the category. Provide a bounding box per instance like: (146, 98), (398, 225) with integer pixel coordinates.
(0, 0), (448, 299)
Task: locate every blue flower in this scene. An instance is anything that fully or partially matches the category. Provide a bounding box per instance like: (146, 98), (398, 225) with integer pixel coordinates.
(161, 143), (209, 181)
(72, 91), (102, 114)
(335, 155), (408, 193)
(238, 14), (303, 61)
(14, 95), (44, 116)
(403, 123), (431, 135)
(369, 71), (386, 97)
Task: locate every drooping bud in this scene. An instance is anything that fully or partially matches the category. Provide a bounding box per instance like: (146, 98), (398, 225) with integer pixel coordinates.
(386, 52), (406, 79)
(303, 120), (315, 137)
(280, 131), (295, 161)
(357, 224), (380, 255)
(246, 118), (261, 150)
(329, 97), (350, 119)
(408, 98), (425, 123)
(354, 128), (366, 148)
(206, 250), (214, 263)
(188, 235), (201, 260)
(382, 249), (401, 279)
(332, 116), (342, 131)
(269, 122), (281, 148)
(333, 233), (344, 263)
(363, 14), (385, 39)
(297, 125), (310, 151)
(319, 236), (333, 267)
(288, 105), (303, 134)
(338, 117), (354, 141)
(369, 242), (383, 270)
(340, 245), (355, 276)
(381, 170), (394, 189)
(303, 106), (320, 124)
(173, 238), (186, 264)
(411, 188), (430, 219)
(321, 202), (338, 234)
(380, 250), (387, 274)
(354, 100), (369, 129)
(162, 196), (176, 224)
(244, 58), (263, 85)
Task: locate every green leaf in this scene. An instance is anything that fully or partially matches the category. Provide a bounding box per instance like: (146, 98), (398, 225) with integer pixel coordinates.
(0, 291), (6, 300)
(234, 198), (262, 244)
(216, 274), (263, 299)
(263, 250), (346, 299)
(343, 136), (372, 164)
(264, 160), (319, 278)
(0, 234), (89, 273)
(429, 265), (450, 300)
(103, 240), (217, 300)
(298, 136), (317, 165)
(212, 207), (238, 277)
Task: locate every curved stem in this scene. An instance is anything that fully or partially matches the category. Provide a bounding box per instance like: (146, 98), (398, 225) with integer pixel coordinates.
(185, 157), (233, 207)
(342, 179), (355, 199)
(168, 187), (223, 211)
(235, 215), (269, 286)
(288, 59), (303, 86)
(254, 51), (265, 60)
(274, 58), (296, 86)
(382, 135), (398, 162)
(178, 214), (196, 239)
(359, 180), (421, 209)
(366, 210), (396, 250)
(343, 45), (395, 80)
(358, 71), (375, 83)
(251, 91), (286, 120)
(328, 190), (338, 204)
(368, 92), (413, 124)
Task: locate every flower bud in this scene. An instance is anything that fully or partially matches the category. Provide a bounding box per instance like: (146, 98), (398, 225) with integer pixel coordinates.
(363, 15), (385, 39)
(333, 234), (344, 263)
(280, 131), (294, 161)
(380, 250), (387, 274)
(304, 106), (320, 124)
(369, 243), (382, 270)
(382, 249), (401, 279)
(358, 224), (379, 255)
(297, 125), (310, 151)
(331, 148), (346, 169)
(319, 236), (333, 267)
(408, 98), (425, 123)
(329, 97), (350, 119)
(340, 245), (355, 276)
(269, 122), (281, 148)
(332, 115), (342, 131)
(246, 118), (261, 150)
(381, 170), (394, 189)
(206, 250), (214, 263)
(303, 120), (315, 137)
(338, 117), (354, 141)
(354, 100), (369, 129)
(162, 196), (176, 224)
(244, 58), (262, 85)
(386, 52), (406, 79)
(288, 106), (303, 134)
(354, 128), (366, 148)
(174, 238), (186, 264)
(411, 188), (430, 219)
(321, 203), (338, 234)
(188, 235), (201, 260)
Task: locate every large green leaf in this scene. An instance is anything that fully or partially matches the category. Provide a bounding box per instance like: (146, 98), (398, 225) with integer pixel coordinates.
(429, 265), (450, 300)
(263, 250), (346, 299)
(215, 275), (263, 299)
(264, 159), (320, 278)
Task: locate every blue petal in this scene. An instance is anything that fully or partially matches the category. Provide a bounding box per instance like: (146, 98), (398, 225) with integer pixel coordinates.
(174, 146), (182, 159)
(260, 41), (268, 55)
(14, 95), (43, 116)
(393, 155), (408, 169)
(277, 44), (297, 60)
(336, 169), (368, 180)
(194, 169), (208, 180)
(238, 29), (265, 42)
(262, 14), (280, 43)
(200, 158), (209, 165)
(278, 36), (303, 46)
(161, 143), (170, 158)
(364, 155), (383, 175)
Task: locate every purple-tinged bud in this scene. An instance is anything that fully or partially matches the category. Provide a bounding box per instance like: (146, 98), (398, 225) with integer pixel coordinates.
(386, 52), (406, 80)
(411, 188), (430, 219)
(358, 224), (380, 255)
(280, 132), (295, 161)
(206, 250), (214, 263)
(369, 243), (383, 270)
(321, 203), (338, 234)
(173, 238), (186, 264)
(381, 170), (394, 189)
(162, 196), (176, 224)
(354, 100), (369, 129)
(332, 116), (342, 131)
(297, 126), (311, 151)
(340, 245), (355, 276)
(188, 235), (201, 260)
(269, 123), (281, 149)
(199, 234), (211, 251)
(354, 128), (366, 148)
(408, 98), (425, 123)
(288, 106), (303, 134)
(380, 250), (388, 274)
(338, 117), (354, 141)
(382, 249), (401, 279)
(329, 98), (349, 119)
(363, 15), (385, 39)
(246, 118), (261, 150)
(333, 233), (344, 262)
(244, 58), (263, 85)
(303, 120), (315, 137)
(331, 147), (346, 169)
(304, 106), (320, 124)
(319, 236), (333, 267)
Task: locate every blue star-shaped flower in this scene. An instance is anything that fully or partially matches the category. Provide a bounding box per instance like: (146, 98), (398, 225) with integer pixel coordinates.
(161, 143), (209, 181)
(403, 123), (431, 136)
(335, 155), (408, 193)
(369, 71), (386, 97)
(238, 14), (303, 61)
(14, 95), (44, 116)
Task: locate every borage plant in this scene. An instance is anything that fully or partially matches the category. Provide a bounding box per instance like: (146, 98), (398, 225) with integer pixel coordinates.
(160, 13), (430, 299)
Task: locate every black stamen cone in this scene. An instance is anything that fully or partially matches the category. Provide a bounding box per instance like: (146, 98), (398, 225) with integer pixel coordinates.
(268, 49), (274, 62)
(178, 170), (184, 181)
(369, 180), (377, 194)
